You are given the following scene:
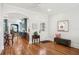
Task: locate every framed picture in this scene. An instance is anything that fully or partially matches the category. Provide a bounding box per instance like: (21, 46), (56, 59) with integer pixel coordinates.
(40, 23), (45, 31)
(57, 20), (69, 32)
(32, 23), (37, 30)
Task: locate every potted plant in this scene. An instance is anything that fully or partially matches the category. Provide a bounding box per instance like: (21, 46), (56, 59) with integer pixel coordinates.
(33, 31), (38, 36)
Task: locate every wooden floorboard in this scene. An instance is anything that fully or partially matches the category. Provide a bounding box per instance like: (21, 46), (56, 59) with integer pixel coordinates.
(1, 36), (79, 55)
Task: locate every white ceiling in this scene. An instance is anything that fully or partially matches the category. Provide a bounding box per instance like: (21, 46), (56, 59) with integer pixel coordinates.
(4, 3), (79, 15)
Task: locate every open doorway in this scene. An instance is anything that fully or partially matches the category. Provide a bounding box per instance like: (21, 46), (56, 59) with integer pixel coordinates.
(11, 24), (19, 33)
(19, 18), (29, 41)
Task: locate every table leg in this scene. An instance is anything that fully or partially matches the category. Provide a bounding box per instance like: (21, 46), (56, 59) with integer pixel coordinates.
(34, 39), (35, 44)
(39, 38), (40, 44)
(32, 38), (33, 44)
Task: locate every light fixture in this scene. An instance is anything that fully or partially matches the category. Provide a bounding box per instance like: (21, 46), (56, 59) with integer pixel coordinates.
(47, 8), (52, 12)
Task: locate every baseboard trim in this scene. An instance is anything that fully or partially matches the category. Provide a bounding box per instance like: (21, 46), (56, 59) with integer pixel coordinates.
(71, 42), (79, 49)
(40, 40), (52, 43)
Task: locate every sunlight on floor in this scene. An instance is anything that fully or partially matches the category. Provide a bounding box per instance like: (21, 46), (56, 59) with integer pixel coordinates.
(39, 48), (46, 55)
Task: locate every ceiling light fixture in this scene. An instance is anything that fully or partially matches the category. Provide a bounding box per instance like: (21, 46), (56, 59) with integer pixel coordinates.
(48, 8), (52, 12)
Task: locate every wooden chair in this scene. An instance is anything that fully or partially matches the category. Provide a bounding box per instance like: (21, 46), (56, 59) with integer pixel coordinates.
(4, 33), (9, 47)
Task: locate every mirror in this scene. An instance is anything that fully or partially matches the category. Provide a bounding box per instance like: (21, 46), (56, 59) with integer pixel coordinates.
(10, 24), (19, 33)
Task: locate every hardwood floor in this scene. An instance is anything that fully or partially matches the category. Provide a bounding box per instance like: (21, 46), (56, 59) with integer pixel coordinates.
(1, 36), (79, 55)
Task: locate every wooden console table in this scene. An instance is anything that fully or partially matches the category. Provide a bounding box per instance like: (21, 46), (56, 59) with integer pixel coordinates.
(32, 35), (40, 44)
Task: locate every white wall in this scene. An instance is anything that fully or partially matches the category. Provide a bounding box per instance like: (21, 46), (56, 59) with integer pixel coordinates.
(3, 4), (48, 44)
(48, 8), (79, 49)
(0, 20), (4, 54)
(0, 4), (4, 54)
